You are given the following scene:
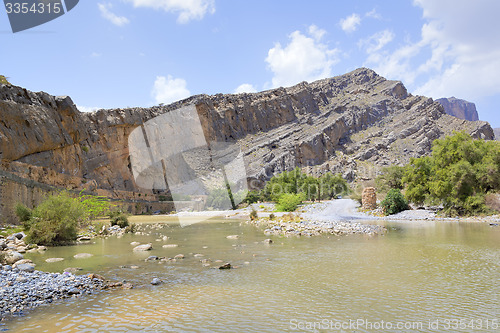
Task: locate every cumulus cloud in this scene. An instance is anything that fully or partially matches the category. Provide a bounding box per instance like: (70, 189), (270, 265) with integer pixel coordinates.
(125, 0), (215, 23)
(365, 0), (500, 102)
(339, 13), (361, 33)
(234, 83), (257, 94)
(266, 25), (339, 88)
(358, 29), (395, 53)
(98, 3), (130, 26)
(152, 75), (191, 104)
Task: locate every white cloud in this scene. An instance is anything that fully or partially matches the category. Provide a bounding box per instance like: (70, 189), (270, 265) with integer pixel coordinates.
(359, 29), (394, 53)
(266, 25), (339, 88)
(339, 13), (361, 33)
(412, 0), (500, 100)
(98, 3), (130, 26)
(90, 52), (102, 58)
(308, 25), (326, 41)
(152, 75), (191, 104)
(77, 106), (101, 113)
(364, 0), (500, 102)
(234, 84), (257, 94)
(365, 9), (381, 20)
(125, 0), (215, 23)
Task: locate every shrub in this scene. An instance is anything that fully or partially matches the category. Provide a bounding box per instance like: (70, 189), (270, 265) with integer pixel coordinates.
(109, 210), (129, 228)
(25, 192), (86, 246)
(15, 203), (32, 224)
(380, 189), (409, 216)
(244, 191), (261, 204)
(249, 208), (258, 220)
(78, 194), (110, 222)
(276, 193), (304, 212)
(269, 213), (275, 220)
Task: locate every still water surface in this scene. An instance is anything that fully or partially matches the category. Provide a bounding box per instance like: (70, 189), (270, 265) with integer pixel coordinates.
(4, 218), (500, 332)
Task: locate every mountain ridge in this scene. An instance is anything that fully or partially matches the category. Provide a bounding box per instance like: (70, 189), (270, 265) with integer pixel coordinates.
(0, 68), (494, 223)
(436, 97), (479, 121)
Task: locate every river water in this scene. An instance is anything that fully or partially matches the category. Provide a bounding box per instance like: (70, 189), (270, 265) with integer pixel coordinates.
(3, 217), (500, 332)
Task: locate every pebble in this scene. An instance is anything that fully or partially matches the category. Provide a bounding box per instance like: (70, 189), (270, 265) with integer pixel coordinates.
(151, 278), (162, 285)
(162, 244), (178, 248)
(226, 235), (239, 240)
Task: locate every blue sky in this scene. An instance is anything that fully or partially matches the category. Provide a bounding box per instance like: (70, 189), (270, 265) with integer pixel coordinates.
(2, 0), (500, 127)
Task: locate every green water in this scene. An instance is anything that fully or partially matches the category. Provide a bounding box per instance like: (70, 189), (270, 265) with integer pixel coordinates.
(3, 218), (500, 332)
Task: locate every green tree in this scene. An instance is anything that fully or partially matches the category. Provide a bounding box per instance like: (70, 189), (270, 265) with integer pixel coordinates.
(319, 173), (350, 199)
(402, 132), (500, 215)
(375, 165), (406, 192)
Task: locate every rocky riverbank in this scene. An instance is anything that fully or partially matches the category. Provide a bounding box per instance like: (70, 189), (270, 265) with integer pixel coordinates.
(247, 215), (385, 237)
(0, 228), (129, 321)
(0, 267), (107, 319)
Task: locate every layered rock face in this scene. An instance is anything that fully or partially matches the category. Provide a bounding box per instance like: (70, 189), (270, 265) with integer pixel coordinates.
(436, 97), (480, 121)
(494, 128), (500, 141)
(0, 68), (494, 223)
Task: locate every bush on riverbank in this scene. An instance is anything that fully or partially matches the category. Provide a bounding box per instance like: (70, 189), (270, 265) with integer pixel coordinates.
(109, 210), (129, 228)
(251, 168), (349, 203)
(275, 193), (305, 212)
(376, 132), (500, 216)
(403, 131), (500, 215)
(380, 189), (408, 215)
(15, 192), (113, 246)
(15, 203), (32, 223)
(22, 192), (86, 246)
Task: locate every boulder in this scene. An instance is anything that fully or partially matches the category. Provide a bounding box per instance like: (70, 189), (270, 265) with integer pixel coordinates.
(133, 243), (152, 251)
(5, 251), (24, 265)
(73, 253), (93, 259)
(45, 258), (64, 263)
(16, 263), (35, 273)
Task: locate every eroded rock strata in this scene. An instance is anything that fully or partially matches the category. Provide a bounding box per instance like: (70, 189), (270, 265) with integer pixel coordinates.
(0, 68), (493, 223)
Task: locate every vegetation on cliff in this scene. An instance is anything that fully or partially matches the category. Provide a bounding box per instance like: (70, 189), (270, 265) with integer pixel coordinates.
(0, 75), (10, 85)
(377, 132), (500, 216)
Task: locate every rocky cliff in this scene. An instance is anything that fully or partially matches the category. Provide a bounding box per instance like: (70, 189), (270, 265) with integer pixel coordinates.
(436, 97), (480, 121)
(0, 68), (494, 224)
(494, 128), (500, 141)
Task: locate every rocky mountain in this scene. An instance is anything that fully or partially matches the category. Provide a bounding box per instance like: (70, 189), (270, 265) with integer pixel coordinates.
(494, 128), (500, 141)
(436, 97), (479, 121)
(0, 68), (494, 223)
